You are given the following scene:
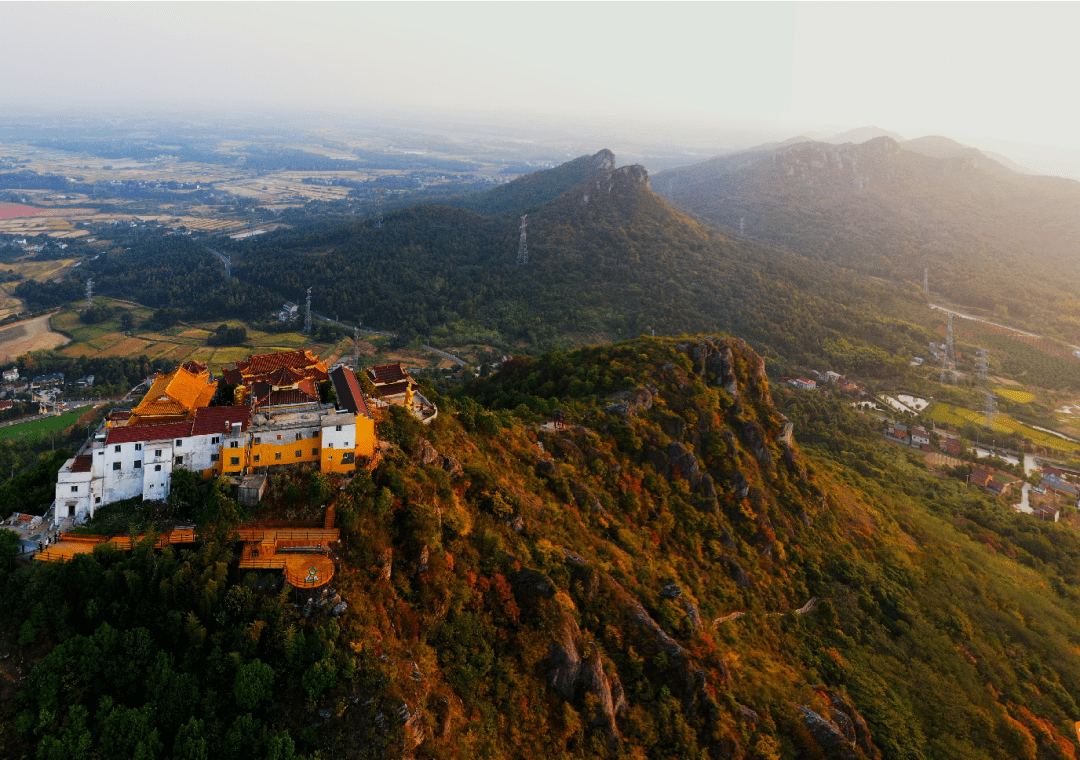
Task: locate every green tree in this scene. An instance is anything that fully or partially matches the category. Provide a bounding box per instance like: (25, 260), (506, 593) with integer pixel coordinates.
(172, 717), (208, 760)
(233, 659), (275, 711)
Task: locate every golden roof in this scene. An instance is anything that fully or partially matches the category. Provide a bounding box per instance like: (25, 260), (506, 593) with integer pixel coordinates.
(130, 364), (217, 423)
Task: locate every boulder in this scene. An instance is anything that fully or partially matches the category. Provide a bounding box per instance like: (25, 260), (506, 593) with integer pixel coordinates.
(413, 437), (441, 467)
(798, 706), (859, 760)
(442, 455), (463, 477)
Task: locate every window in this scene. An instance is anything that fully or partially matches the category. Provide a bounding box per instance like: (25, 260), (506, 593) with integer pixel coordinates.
(135, 443), (141, 451)
(175, 456), (183, 465)
(328, 442), (333, 449)
(98, 451), (103, 456)
(211, 436), (219, 444)
(295, 432), (302, 441)
(113, 462), (121, 471)
(254, 437), (261, 444)
(229, 441), (238, 448)
(276, 434), (282, 440)
(175, 439), (182, 447)
(335, 425), (342, 431)
(344, 442), (349, 448)
(230, 457), (239, 466)
(114, 444), (121, 452)
(154, 464), (162, 471)
(154, 449), (162, 457)
(210, 453), (218, 462)
(70, 485), (78, 493)
(253, 454), (261, 463)
(134, 461), (141, 469)
(295, 450), (301, 458)
(275, 452), (282, 460)
(312, 448), (318, 456)
(95, 497), (101, 504)
(312, 431), (319, 438)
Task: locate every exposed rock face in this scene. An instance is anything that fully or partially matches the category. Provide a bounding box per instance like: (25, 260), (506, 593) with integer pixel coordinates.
(442, 455), (463, 477)
(798, 706), (859, 760)
(667, 441), (701, 487)
(581, 644), (621, 745)
(580, 164), (650, 205)
(396, 701), (425, 749)
(681, 597), (703, 633)
(604, 385), (656, 418)
(660, 583), (683, 599)
(819, 689), (880, 759)
(416, 545), (429, 575)
(546, 610), (583, 701)
(413, 437), (441, 467)
(740, 419), (773, 468)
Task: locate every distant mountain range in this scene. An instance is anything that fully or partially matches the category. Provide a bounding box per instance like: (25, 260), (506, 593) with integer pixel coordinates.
(654, 133), (1080, 343)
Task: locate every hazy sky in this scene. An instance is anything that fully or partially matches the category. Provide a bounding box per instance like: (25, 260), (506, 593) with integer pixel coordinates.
(3, 2), (1079, 155)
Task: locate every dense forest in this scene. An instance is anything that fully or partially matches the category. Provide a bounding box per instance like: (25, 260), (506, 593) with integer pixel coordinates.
(4, 335), (1080, 758)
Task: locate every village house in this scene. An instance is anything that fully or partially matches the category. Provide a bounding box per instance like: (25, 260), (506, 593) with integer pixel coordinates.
(910, 427), (932, 448)
(2, 368), (18, 383)
(53, 349), (377, 521)
(939, 435), (961, 456)
(789, 378), (817, 391)
(968, 466), (1010, 496)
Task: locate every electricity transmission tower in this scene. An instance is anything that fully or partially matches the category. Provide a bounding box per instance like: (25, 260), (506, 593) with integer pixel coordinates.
(939, 312), (957, 385)
(353, 326), (360, 367)
(373, 189), (384, 229)
(517, 214), (528, 266)
(304, 288), (312, 335)
(984, 391), (997, 427)
(976, 347), (988, 381)
(923, 267), (929, 297)
(85, 279), (93, 310)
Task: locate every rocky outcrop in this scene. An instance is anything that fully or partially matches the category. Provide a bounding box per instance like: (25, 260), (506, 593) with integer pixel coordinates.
(413, 437), (441, 467)
(442, 455), (463, 477)
(546, 610), (583, 701)
(604, 385), (656, 419)
(798, 706), (859, 760)
(818, 689), (880, 759)
(721, 556), (752, 588)
(580, 165), (650, 205)
(740, 419), (773, 468)
(667, 441), (701, 487)
(581, 644), (622, 745)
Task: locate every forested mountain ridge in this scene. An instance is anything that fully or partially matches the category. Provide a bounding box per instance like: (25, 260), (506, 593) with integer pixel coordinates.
(15, 151), (934, 377)
(654, 136), (1080, 343)
(6, 335), (1080, 758)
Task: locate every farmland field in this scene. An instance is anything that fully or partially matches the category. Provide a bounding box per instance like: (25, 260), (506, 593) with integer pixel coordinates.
(995, 388), (1036, 404)
(0, 313), (70, 362)
(929, 402), (1080, 453)
(0, 202), (49, 219)
(0, 408), (85, 443)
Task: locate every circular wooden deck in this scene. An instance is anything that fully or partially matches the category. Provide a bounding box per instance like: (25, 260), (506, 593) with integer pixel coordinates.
(283, 553), (335, 588)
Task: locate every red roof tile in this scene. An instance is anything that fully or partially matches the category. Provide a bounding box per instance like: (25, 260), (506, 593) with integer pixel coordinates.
(239, 349), (320, 376)
(368, 363), (409, 385)
(181, 360), (208, 374)
(331, 366), (372, 418)
(105, 420), (193, 444)
(71, 454), (93, 473)
(222, 368), (243, 385)
(192, 405), (251, 436)
(373, 380), (410, 398)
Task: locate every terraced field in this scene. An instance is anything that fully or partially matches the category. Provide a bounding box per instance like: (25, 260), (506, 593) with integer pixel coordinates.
(994, 388), (1036, 404)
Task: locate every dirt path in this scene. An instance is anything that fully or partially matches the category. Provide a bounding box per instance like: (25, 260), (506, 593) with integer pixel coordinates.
(0, 313), (69, 363)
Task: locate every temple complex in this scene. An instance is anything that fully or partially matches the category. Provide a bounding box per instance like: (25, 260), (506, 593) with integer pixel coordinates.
(53, 349), (377, 521)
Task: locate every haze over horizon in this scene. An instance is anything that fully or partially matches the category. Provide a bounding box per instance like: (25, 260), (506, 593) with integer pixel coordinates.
(3, 2), (1080, 174)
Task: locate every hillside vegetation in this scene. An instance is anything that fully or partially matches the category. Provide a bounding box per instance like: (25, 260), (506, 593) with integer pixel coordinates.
(4, 336), (1080, 759)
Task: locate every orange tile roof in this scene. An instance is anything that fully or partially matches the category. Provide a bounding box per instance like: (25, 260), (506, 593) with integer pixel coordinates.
(131, 365), (216, 421)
